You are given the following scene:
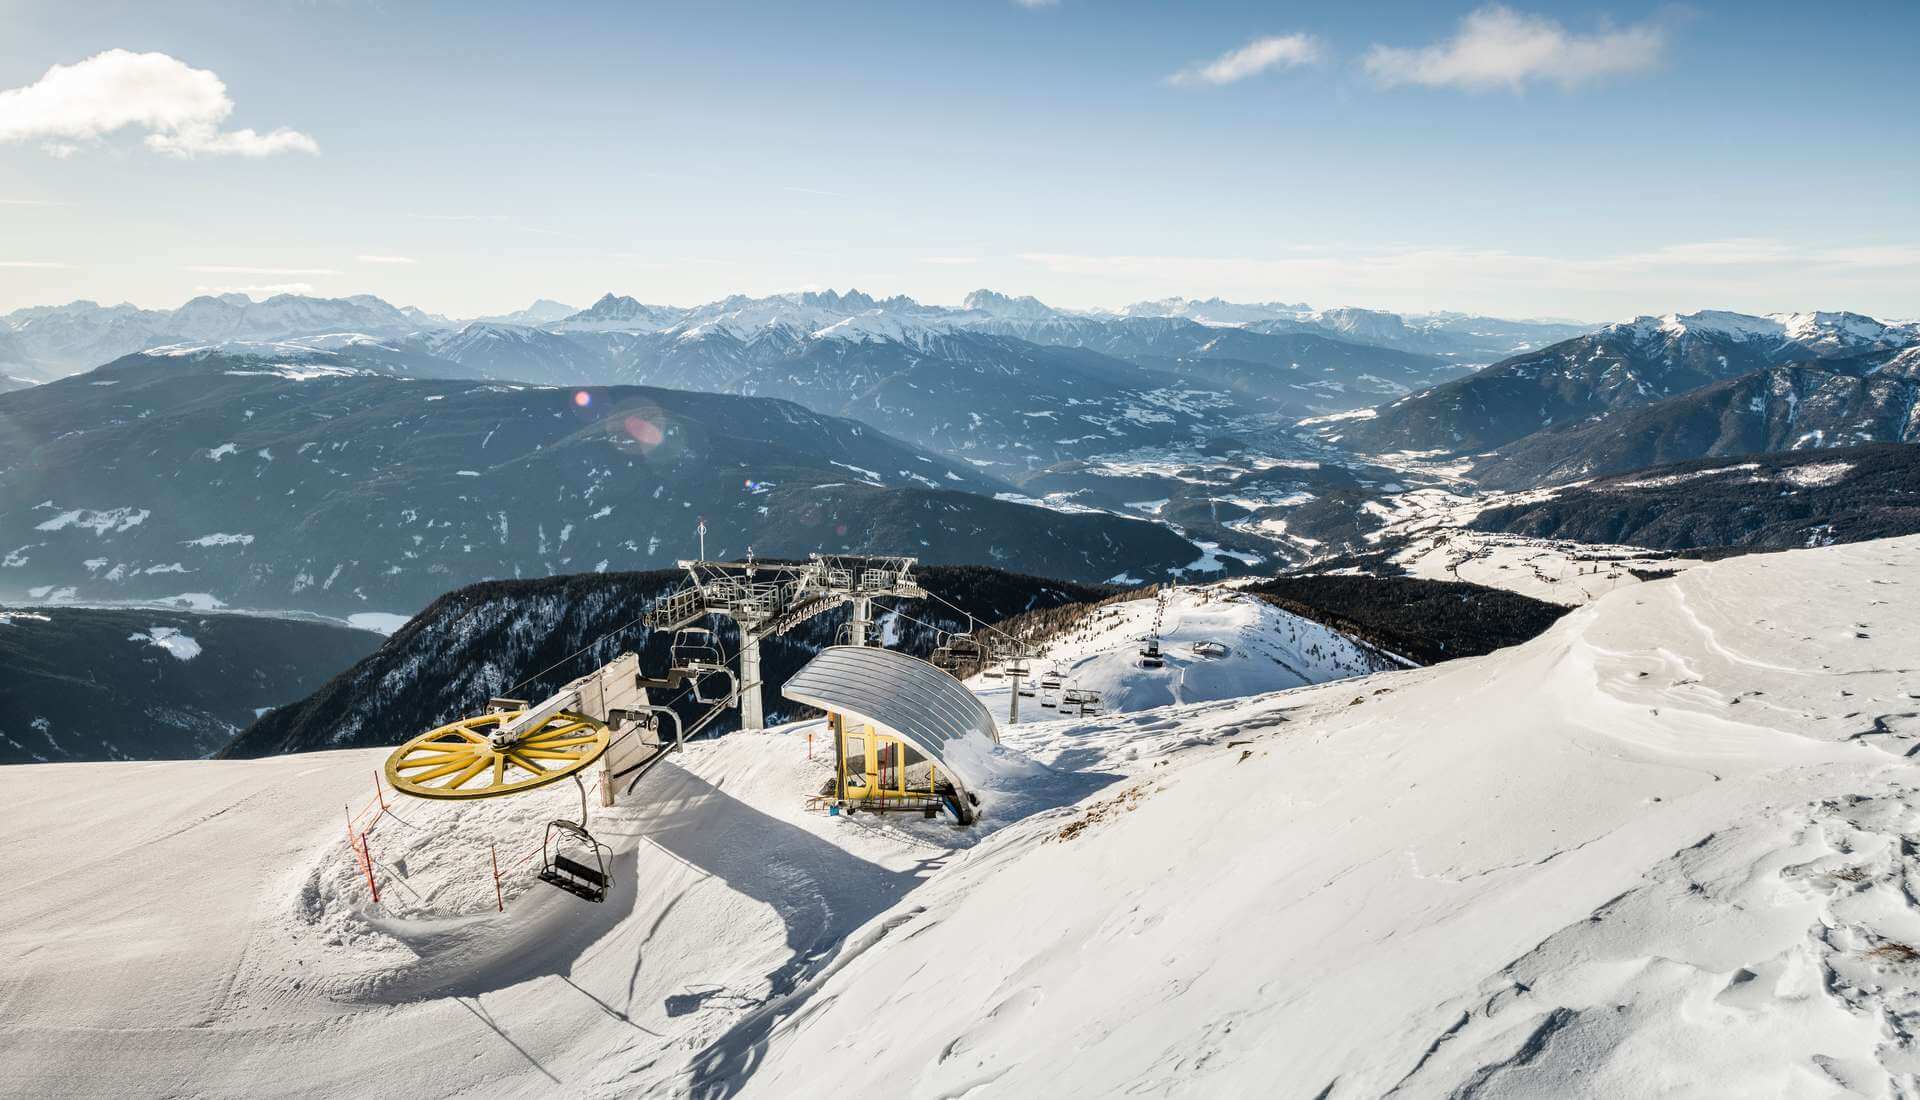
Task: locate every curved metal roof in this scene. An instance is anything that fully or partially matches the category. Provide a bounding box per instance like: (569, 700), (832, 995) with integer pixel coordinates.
(781, 646), (1000, 814)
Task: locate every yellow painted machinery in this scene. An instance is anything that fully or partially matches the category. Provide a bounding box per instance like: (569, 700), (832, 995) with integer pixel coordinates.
(381, 652), (711, 904)
(386, 708), (611, 799)
(831, 716), (947, 819)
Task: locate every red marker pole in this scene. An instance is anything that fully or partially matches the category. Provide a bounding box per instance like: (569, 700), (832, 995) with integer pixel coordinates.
(359, 832), (380, 906)
(491, 844), (504, 912)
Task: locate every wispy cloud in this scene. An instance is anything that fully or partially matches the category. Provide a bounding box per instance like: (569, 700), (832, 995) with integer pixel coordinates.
(1012, 0), (1059, 7)
(782, 185), (845, 198)
(1364, 5), (1666, 92)
(407, 213), (510, 222)
(1168, 34), (1322, 87)
(917, 256), (981, 266)
(357, 254), (417, 265)
(184, 265), (340, 275)
(0, 260), (71, 268)
(1814, 244), (1920, 268)
(0, 49), (317, 157)
(0, 198), (68, 206)
(193, 282), (314, 298)
(1020, 238), (1920, 311)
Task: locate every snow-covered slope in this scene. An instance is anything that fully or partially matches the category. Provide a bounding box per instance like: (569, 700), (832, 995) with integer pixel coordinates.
(972, 585), (1401, 719)
(3, 538), (1916, 1098)
(740, 535), (1920, 1097)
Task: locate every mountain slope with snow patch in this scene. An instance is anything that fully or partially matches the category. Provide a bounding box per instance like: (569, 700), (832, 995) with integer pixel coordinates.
(973, 585), (1401, 720)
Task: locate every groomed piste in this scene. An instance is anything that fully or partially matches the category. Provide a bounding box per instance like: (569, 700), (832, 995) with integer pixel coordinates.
(2, 538), (1917, 1098)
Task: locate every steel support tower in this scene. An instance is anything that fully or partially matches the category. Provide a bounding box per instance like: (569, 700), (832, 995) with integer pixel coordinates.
(644, 553), (925, 730)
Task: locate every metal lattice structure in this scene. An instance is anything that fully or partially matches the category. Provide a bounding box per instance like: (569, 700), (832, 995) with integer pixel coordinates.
(645, 553), (927, 729)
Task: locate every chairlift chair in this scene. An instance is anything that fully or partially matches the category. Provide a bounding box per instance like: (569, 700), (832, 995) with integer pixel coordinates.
(931, 630), (985, 675)
(1138, 637), (1165, 670)
(538, 819), (613, 903)
(671, 627), (723, 670)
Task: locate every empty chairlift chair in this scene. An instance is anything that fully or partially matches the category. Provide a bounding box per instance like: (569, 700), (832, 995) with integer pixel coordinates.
(538, 819), (613, 903)
(931, 630), (986, 677)
(1138, 637), (1165, 669)
(670, 627), (723, 671)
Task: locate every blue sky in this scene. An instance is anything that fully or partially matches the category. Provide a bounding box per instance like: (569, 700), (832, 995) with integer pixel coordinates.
(2, 0), (1916, 320)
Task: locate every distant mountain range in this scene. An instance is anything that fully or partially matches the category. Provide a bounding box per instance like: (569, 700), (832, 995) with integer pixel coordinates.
(1, 293), (449, 381)
(0, 351), (1210, 616)
(1, 287), (1591, 386)
(4, 288), (1579, 475)
(1330, 310), (1920, 462)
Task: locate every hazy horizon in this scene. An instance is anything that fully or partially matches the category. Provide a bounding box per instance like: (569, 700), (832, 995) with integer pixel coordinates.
(5, 0), (1916, 319)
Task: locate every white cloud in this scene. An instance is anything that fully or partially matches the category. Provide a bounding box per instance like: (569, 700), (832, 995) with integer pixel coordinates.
(1814, 244), (1920, 268)
(917, 256), (981, 266)
(193, 283), (315, 298)
(357, 254), (417, 265)
(0, 198), (68, 206)
(184, 265), (340, 275)
(0, 260), (71, 268)
(1364, 5), (1665, 91)
(0, 49), (317, 158)
(1168, 34), (1323, 87)
(1012, 0), (1058, 7)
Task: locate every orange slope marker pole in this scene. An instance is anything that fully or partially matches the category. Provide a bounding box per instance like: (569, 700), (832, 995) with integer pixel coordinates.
(490, 844), (504, 913)
(358, 832), (380, 906)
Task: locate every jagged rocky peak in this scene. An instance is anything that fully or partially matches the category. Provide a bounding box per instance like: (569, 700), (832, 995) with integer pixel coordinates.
(962, 289), (1058, 320)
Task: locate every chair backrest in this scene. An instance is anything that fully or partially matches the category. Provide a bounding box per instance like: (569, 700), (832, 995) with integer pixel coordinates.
(553, 853), (608, 888)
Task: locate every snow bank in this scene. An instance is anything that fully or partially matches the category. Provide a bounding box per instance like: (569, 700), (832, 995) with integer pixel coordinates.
(346, 611), (412, 635)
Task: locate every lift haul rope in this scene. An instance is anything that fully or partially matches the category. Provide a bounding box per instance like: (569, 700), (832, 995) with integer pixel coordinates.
(501, 607), (656, 699)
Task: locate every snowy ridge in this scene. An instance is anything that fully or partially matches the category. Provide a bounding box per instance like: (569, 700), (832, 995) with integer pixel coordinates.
(1622, 309), (1920, 354)
(4, 536), (1915, 1097)
(739, 535), (1920, 1097)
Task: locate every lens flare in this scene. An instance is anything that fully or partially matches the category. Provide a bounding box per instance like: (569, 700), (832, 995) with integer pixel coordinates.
(573, 390), (592, 408)
(623, 415), (664, 448)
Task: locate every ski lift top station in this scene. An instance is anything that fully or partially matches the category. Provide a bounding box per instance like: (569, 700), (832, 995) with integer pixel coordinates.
(379, 546), (1046, 903)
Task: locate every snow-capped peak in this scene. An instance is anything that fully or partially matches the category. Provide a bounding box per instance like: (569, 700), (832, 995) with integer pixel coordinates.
(1614, 309), (1918, 354)
(1119, 296), (1314, 326)
(962, 289), (1060, 321)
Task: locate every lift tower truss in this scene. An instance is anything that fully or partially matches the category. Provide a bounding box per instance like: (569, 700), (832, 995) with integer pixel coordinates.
(644, 553), (925, 730)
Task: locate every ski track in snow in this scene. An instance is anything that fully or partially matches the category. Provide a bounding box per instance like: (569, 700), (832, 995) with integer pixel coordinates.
(0, 538), (1916, 1098)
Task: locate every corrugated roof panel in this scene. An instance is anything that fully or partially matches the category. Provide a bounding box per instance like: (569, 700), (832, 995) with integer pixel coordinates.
(780, 646), (1000, 804)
